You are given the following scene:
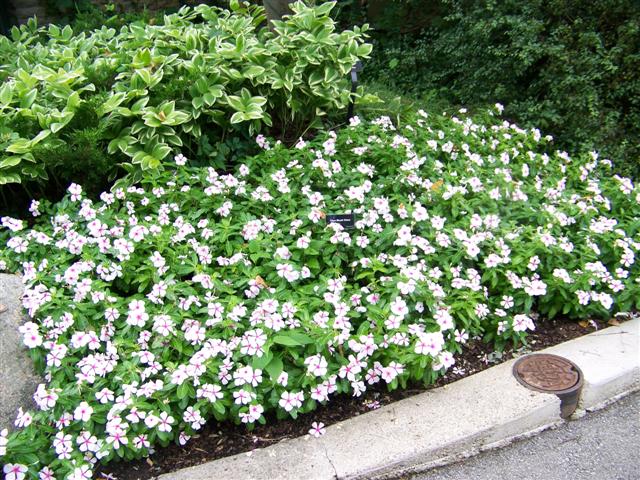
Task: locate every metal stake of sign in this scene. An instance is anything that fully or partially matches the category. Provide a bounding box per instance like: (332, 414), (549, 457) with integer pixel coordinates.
(347, 61), (363, 122)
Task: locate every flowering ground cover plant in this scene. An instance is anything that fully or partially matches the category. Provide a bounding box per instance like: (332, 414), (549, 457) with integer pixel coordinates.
(1, 105), (639, 479)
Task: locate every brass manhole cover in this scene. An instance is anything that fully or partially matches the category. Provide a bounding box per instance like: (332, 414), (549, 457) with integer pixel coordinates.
(513, 353), (582, 395)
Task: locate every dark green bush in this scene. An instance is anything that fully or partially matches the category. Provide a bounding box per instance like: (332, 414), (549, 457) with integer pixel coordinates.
(46, 0), (195, 31)
(352, 0), (640, 178)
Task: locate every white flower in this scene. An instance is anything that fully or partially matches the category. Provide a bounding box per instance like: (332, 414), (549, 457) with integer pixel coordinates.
(158, 411), (175, 432)
(524, 279), (547, 296)
(513, 314), (535, 332)
(67, 464), (93, 480)
(304, 354), (328, 377)
(0, 428), (8, 456)
(14, 408), (32, 428)
(415, 331), (445, 357)
(279, 391), (303, 412)
(309, 421), (326, 437)
(73, 402), (93, 422)
(4, 463), (28, 480)
(1, 216), (24, 232)
(389, 297), (409, 318)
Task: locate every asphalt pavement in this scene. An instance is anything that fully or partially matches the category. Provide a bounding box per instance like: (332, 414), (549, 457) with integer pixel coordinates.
(408, 391), (640, 480)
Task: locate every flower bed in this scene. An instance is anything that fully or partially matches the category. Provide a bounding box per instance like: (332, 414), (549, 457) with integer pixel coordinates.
(1, 106), (639, 479)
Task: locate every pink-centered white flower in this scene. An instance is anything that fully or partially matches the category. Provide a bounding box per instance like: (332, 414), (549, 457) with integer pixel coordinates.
(279, 391), (304, 412)
(308, 421), (326, 438)
(73, 402), (93, 422)
(3, 463), (28, 480)
(389, 297), (409, 318)
(158, 411), (175, 432)
(415, 331), (445, 356)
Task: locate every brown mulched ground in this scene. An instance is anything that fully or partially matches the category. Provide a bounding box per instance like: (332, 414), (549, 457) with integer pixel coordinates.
(98, 315), (627, 480)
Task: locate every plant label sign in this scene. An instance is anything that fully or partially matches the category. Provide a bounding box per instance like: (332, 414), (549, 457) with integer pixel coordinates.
(326, 213), (356, 230)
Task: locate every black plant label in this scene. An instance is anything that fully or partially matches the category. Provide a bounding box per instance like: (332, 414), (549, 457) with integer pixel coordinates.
(326, 213), (356, 230)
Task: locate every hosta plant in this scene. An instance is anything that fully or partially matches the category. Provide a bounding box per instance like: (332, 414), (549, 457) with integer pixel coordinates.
(0, 105), (638, 479)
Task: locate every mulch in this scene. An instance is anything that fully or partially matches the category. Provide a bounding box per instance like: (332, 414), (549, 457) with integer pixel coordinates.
(98, 315), (622, 480)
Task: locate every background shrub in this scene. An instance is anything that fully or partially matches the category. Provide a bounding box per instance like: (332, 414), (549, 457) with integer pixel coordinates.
(342, 0), (640, 178)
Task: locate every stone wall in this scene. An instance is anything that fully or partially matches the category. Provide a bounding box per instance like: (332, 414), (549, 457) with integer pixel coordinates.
(0, 274), (42, 433)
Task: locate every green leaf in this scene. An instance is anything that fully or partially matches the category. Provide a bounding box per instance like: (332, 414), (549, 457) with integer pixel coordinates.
(195, 78), (209, 95)
(151, 143), (171, 160)
(165, 134), (183, 147)
(140, 155), (161, 170)
(273, 330), (314, 347)
(167, 110), (190, 125)
(308, 70), (323, 86)
(99, 92), (127, 116)
(0, 172), (21, 184)
(66, 91), (81, 110)
(61, 24), (73, 41)
(250, 95), (267, 107)
(203, 92), (217, 106)
(243, 66), (265, 78)
(0, 84), (13, 106)
(357, 43), (373, 57)
(20, 88), (37, 109)
(265, 355), (283, 381)
(315, 1), (337, 16)
(192, 96), (204, 110)
(50, 122), (67, 133)
(136, 69), (152, 85)
(230, 111), (246, 124)
(0, 156), (22, 169)
(6, 139), (31, 154)
(130, 97), (149, 113)
(226, 95), (244, 112)
(31, 129), (51, 144)
(177, 382), (191, 400)
(252, 350), (273, 370)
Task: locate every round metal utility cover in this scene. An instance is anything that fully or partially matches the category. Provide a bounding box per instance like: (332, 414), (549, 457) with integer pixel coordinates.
(513, 353), (583, 395)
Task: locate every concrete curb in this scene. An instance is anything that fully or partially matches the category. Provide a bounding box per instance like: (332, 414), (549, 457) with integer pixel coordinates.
(160, 318), (639, 480)
(545, 318), (639, 413)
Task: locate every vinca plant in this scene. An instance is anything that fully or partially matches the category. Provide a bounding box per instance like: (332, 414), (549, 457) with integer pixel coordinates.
(1, 106), (639, 479)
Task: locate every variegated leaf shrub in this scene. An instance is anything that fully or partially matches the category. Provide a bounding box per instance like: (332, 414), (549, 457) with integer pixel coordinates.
(0, 1), (371, 185)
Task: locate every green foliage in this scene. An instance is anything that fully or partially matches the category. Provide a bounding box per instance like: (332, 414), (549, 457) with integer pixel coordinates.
(45, 0), (183, 30)
(1, 106), (639, 478)
(357, 81), (455, 127)
(355, 0), (640, 178)
(0, 1), (371, 189)
(67, 2), (165, 33)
